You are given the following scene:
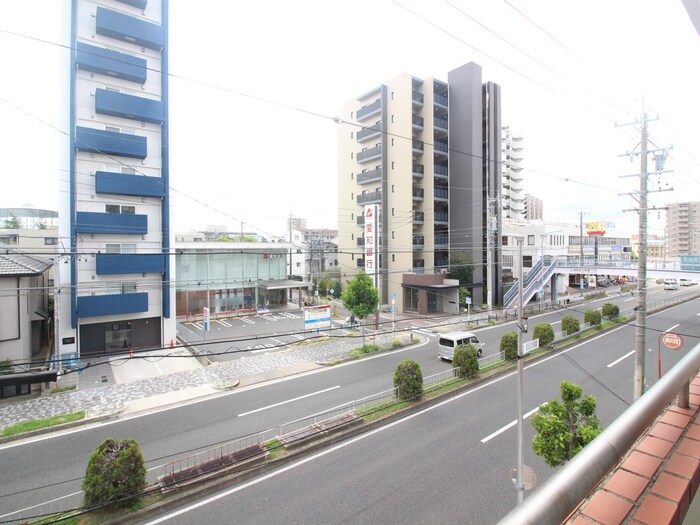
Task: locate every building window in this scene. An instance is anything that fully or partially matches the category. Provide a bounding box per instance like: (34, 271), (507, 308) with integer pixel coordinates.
(391, 115), (395, 123)
(351, 172), (354, 180)
(351, 193), (354, 201)
(44, 237), (58, 246)
(503, 254), (513, 267)
(106, 205), (135, 214)
(48, 279), (54, 287)
(391, 91), (394, 100)
(122, 282), (137, 294)
(501, 236), (508, 246)
(527, 235), (535, 246)
(391, 185), (395, 193)
(106, 243), (121, 254)
(121, 206), (135, 215)
(351, 213), (354, 221)
(391, 161), (395, 170)
(392, 208), (395, 216)
(296, 262), (301, 267)
(523, 255), (533, 268)
(106, 204), (120, 214)
(392, 254), (395, 262)
(350, 131), (354, 139)
(392, 231), (395, 239)
(122, 244), (136, 254)
(351, 152), (354, 159)
(391, 138), (395, 146)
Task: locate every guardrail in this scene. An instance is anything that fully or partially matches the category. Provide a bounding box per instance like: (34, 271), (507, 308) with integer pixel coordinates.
(498, 341), (700, 525)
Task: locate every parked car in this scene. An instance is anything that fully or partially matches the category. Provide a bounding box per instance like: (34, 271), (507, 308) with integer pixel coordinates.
(680, 279), (694, 286)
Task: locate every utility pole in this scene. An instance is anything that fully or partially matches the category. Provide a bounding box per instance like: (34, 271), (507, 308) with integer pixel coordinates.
(618, 101), (672, 401)
(579, 210), (588, 297)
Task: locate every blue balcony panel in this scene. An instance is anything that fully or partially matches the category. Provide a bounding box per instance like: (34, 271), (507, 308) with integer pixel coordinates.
(75, 212), (148, 235)
(77, 292), (148, 318)
(76, 126), (147, 159)
(95, 88), (163, 124)
(96, 6), (163, 51)
(96, 254), (166, 275)
(96, 171), (165, 198)
(76, 42), (147, 84)
(116, 0), (148, 9)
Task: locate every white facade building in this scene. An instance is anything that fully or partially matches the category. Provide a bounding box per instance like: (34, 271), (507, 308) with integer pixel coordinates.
(501, 126), (525, 219)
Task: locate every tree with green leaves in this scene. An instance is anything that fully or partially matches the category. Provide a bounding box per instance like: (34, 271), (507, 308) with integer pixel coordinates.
(602, 303), (620, 319)
(453, 344), (479, 378)
(584, 309), (602, 328)
(394, 360), (423, 401)
(500, 331), (518, 361)
(448, 252), (474, 286)
(317, 274), (341, 300)
(532, 323), (555, 347)
(531, 381), (603, 467)
(458, 287), (471, 309)
(342, 271), (379, 321)
(561, 315), (580, 335)
(82, 438), (146, 509)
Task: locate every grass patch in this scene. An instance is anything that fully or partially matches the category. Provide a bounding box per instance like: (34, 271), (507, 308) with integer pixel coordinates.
(263, 438), (287, 460)
(1, 411), (86, 437)
(357, 399), (411, 422)
(290, 336), (331, 348)
(51, 385), (77, 394)
(33, 493), (162, 525)
(349, 344), (382, 359)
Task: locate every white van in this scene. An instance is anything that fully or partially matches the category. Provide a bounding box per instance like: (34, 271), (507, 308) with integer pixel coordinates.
(664, 278), (679, 290)
(438, 331), (484, 361)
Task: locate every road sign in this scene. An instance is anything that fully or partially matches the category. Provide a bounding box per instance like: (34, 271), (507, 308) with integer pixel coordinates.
(465, 297), (472, 305)
(203, 306), (210, 332)
(662, 333), (683, 350)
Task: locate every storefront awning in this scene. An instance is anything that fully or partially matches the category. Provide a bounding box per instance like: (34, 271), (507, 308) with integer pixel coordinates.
(259, 279), (311, 290)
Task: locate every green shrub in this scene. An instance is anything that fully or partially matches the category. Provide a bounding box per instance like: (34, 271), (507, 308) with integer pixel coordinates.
(393, 360), (423, 401)
(453, 344), (479, 378)
(0, 359), (12, 375)
(561, 315), (580, 335)
(82, 438), (146, 510)
(584, 309), (602, 327)
(602, 303), (619, 319)
(532, 323), (555, 346)
(500, 331), (519, 361)
(391, 339), (403, 349)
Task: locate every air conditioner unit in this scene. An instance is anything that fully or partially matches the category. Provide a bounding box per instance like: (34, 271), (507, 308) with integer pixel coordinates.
(440, 268), (449, 274)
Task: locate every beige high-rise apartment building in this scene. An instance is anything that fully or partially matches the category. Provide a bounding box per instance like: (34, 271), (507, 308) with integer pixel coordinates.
(667, 201), (700, 257)
(337, 62), (502, 312)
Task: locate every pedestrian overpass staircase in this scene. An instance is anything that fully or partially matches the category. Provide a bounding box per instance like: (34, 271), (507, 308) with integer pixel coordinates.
(503, 256), (559, 309)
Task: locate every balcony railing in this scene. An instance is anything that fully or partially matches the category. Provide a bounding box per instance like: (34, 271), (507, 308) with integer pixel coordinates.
(413, 211), (424, 223)
(412, 187), (424, 200)
(356, 215), (365, 226)
(413, 235), (424, 246)
(435, 211), (449, 223)
(357, 191), (382, 205)
(357, 145), (382, 163)
(434, 116), (448, 130)
(434, 93), (448, 107)
(412, 91), (424, 105)
(357, 167), (382, 184)
(412, 163), (424, 177)
(434, 164), (448, 177)
(412, 115), (424, 129)
(434, 234), (449, 246)
(434, 140), (448, 154)
(356, 99), (382, 121)
(412, 139), (424, 153)
(434, 187), (448, 200)
(357, 122), (382, 142)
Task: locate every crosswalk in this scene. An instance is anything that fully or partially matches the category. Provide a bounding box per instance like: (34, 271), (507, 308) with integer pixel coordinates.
(411, 326), (437, 337)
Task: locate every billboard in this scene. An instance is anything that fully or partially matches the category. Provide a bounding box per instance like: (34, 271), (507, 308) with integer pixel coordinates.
(303, 304), (331, 330)
(364, 204), (378, 281)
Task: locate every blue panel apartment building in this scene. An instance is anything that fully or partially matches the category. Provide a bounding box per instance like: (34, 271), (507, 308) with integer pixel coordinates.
(57, 0), (175, 358)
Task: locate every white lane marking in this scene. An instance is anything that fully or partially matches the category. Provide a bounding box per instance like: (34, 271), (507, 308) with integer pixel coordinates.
(217, 319), (232, 327)
(262, 315), (276, 322)
(0, 490), (83, 520)
(270, 337), (286, 346)
(664, 324), (679, 333)
(237, 386), (341, 417)
(192, 322), (203, 330)
(240, 317), (255, 324)
(608, 350), (635, 368)
(625, 297), (635, 302)
(481, 406), (541, 443)
(290, 334), (304, 340)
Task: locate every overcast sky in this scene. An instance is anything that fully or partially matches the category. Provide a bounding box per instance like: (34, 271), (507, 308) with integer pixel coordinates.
(1, 0), (698, 239)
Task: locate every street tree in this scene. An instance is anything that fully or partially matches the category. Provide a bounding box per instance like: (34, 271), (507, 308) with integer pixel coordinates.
(394, 360), (423, 401)
(531, 381), (603, 467)
(3, 215), (20, 229)
(82, 438), (146, 509)
(448, 252), (474, 286)
(342, 271), (379, 321)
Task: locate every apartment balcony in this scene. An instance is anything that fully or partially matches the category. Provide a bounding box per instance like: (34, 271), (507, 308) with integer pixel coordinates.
(356, 215), (365, 226)
(435, 258), (449, 269)
(435, 211), (449, 224)
(95, 88), (163, 124)
(96, 6), (163, 51)
(77, 292), (148, 319)
(412, 115), (424, 131)
(76, 126), (147, 159)
(412, 259), (425, 273)
(412, 187), (424, 201)
(434, 164), (448, 179)
(412, 163), (424, 178)
(76, 42), (147, 84)
(96, 254), (166, 275)
(434, 186), (448, 202)
(357, 237), (365, 247)
(434, 234), (449, 248)
(413, 235), (425, 249)
(434, 140), (448, 156)
(412, 139), (424, 155)
(357, 167), (382, 185)
(356, 122), (382, 143)
(356, 258), (365, 268)
(357, 145), (382, 163)
(434, 93), (448, 108)
(75, 211), (148, 235)
(412, 91), (424, 107)
(413, 211), (424, 223)
(95, 171), (166, 198)
(356, 99), (382, 121)
(357, 190), (382, 205)
(434, 116), (448, 132)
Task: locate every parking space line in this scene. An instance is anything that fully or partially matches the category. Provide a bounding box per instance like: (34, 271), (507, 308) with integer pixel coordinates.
(240, 317), (255, 324)
(216, 319), (232, 327)
(192, 322), (203, 330)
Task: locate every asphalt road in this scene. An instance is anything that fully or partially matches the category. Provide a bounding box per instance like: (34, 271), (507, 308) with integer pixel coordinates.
(0, 285), (695, 523)
(141, 297), (700, 525)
